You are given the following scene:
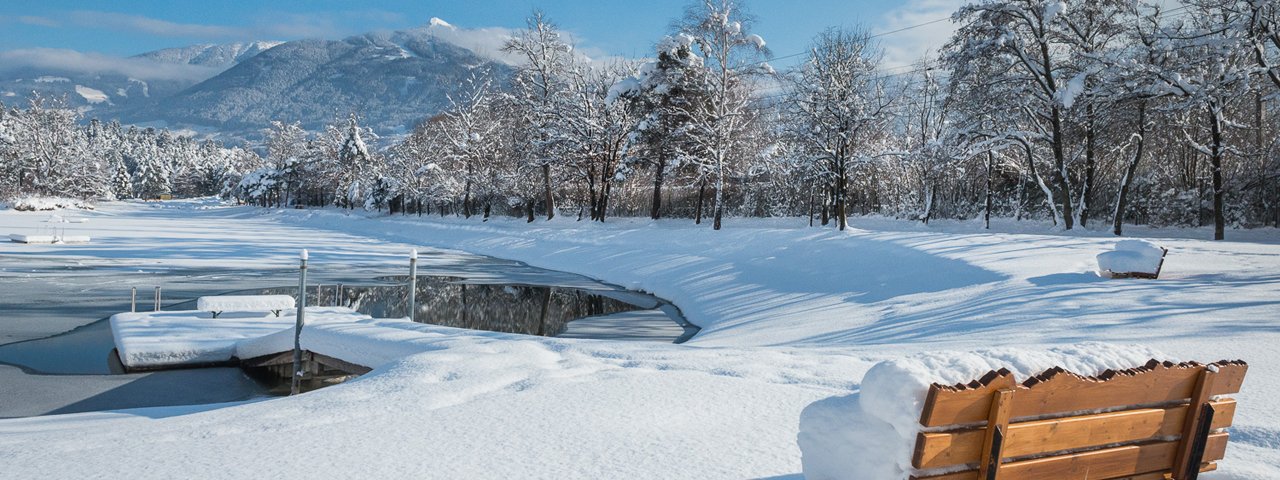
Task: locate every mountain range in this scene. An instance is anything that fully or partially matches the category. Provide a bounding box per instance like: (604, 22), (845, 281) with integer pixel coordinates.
(0, 20), (511, 142)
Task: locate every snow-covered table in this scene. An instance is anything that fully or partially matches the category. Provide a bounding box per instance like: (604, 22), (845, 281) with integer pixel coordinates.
(197, 295), (296, 318)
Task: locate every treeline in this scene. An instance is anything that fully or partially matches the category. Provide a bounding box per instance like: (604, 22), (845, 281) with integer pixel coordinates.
(4, 1), (1279, 240)
(0, 95), (261, 201)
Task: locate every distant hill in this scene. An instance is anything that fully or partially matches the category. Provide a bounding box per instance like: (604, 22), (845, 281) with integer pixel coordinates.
(0, 21), (512, 142)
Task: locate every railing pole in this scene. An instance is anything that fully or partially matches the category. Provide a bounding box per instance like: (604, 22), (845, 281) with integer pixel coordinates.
(407, 249), (418, 321)
(154, 286), (161, 312)
(291, 249), (309, 396)
(130, 287), (137, 313)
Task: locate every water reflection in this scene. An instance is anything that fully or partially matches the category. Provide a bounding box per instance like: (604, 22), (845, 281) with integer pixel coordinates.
(256, 276), (656, 337)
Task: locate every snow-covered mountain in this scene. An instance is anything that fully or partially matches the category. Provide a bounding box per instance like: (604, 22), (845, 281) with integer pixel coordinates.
(119, 23), (511, 138)
(132, 41), (283, 69)
(0, 20), (512, 141)
(0, 41), (277, 114)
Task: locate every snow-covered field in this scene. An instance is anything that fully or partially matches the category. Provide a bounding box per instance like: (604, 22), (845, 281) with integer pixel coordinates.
(1, 199), (1278, 479)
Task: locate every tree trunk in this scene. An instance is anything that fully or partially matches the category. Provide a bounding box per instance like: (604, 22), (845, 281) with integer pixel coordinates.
(542, 164), (555, 220)
(1079, 105), (1096, 227)
(586, 163), (599, 221)
(462, 179), (472, 219)
(695, 177), (706, 225)
(985, 150), (994, 229)
(836, 157), (848, 231)
(807, 180), (816, 227)
(820, 182), (831, 226)
(1208, 102), (1226, 240)
(1050, 106), (1074, 229)
(526, 199), (536, 223)
(1113, 101), (1146, 236)
(650, 154), (666, 220)
(713, 172), (724, 231)
(1024, 141), (1060, 226)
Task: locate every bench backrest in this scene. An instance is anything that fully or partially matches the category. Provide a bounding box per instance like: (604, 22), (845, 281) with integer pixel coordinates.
(910, 359), (1247, 480)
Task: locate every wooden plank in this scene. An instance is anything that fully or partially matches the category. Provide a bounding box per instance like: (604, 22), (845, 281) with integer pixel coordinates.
(976, 389), (1014, 479)
(913, 433), (1227, 480)
(920, 369), (1017, 427)
(920, 360), (1247, 427)
(240, 351), (297, 368)
(1174, 368), (1216, 479)
(312, 351), (372, 375)
(914, 399), (1237, 470)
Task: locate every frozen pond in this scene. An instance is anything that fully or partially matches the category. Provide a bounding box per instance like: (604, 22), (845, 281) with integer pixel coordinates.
(0, 250), (692, 417)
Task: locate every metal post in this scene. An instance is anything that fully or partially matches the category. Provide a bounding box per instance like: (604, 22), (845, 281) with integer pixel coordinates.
(291, 249), (308, 395)
(407, 249), (418, 321)
(130, 287), (137, 313)
(154, 286), (161, 312)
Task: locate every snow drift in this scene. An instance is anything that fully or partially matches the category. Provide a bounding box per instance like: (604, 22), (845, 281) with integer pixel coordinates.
(797, 343), (1170, 480)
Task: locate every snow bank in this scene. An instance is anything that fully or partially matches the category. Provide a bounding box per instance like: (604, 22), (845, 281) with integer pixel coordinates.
(797, 343), (1169, 480)
(1097, 239), (1166, 277)
(197, 295), (295, 314)
(2, 196), (94, 211)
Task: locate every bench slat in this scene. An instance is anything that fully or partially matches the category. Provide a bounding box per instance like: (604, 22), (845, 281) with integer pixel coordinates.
(920, 361), (1247, 427)
(913, 399), (1237, 469)
(912, 433), (1227, 480)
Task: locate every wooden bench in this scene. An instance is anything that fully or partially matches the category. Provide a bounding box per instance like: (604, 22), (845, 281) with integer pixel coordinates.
(910, 359), (1248, 480)
(197, 295), (296, 318)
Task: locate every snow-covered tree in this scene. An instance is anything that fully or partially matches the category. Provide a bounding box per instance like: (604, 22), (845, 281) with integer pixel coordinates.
(786, 27), (894, 230)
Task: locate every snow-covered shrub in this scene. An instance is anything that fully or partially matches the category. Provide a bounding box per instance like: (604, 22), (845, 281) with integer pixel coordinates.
(5, 196), (95, 212)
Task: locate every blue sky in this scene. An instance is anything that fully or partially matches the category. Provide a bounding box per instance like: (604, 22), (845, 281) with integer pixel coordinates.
(0, 0), (961, 68)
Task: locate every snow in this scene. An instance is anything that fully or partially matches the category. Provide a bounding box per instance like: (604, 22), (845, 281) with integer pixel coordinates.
(1044, 1), (1067, 23)
(429, 17), (455, 30)
(1097, 239), (1166, 277)
(745, 33), (766, 49)
(196, 295), (296, 314)
(74, 85), (109, 104)
(110, 307), (370, 368)
(798, 343), (1169, 479)
(1058, 72), (1087, 108)
(9, 233), (90, 244)
(1, 200), (1278, 478)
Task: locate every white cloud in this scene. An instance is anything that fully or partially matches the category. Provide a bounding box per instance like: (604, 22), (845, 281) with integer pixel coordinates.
(17, 15), (60, 27)
(875, 0), (966, 70)
(0, 48), (220, 82)
(50, 10), (408, 43)
(417, 20), (522, 65)
(68, 11), (247, 39)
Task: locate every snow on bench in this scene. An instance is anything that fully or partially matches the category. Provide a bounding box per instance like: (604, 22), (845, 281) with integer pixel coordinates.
(798, 344), (1183, 479)
(197, 294), (296, 318)
(1097, 239), (1168, 279)
(110, 307), (371, 370)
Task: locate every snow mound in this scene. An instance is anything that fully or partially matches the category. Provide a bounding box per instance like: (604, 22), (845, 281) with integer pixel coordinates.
(1097, 239), (1166, 278)
(797, 343), (1169, 480)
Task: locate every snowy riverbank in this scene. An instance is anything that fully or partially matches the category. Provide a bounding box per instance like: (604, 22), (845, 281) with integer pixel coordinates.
(1, 200), (1278, 478)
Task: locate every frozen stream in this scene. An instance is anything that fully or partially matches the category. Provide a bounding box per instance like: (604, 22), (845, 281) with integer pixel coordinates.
(0, 250), (692, 418)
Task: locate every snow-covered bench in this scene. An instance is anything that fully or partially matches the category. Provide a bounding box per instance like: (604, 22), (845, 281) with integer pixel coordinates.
(908, 360), (1247, 480)
(1097, 240), (1168, 279)
(197, 295), (296, 318)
